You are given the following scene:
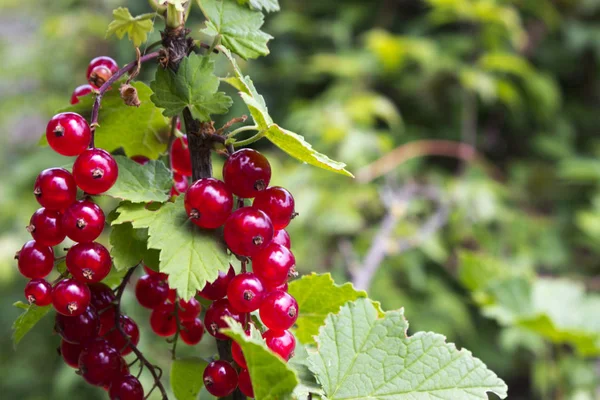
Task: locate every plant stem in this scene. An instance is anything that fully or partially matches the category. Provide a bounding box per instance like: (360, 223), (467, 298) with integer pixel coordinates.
(226, 125), (258, 139)
(229, 129), (268, 147)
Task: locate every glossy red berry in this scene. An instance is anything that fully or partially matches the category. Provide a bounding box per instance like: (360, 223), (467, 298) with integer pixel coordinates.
(78, 338), (124, 386)
(106, 315), (140, 356)
(252, 242), (295, 287)
(27, 208), (65, 246)
(99, 307), (117, 336)
(170, 135), (192, 176)
(198, 265), (235, 300)
(55, 306), (100, 344)
(231, 340), (247, 369)
(66, 242), (112, 283)
(178, 297), (201, 321)
(224, 207), (273, 257)
(263, 329), (296, 361)
(46, 112), (91, 156)
(227, 272), (265, 312)
(89, 282), (115, 310)
(24, 278), (53, 306)
(167, 288), (177, 303)
(135, 274), (169, 309)
(87, 56), (119, 80)
(259, 290), (298, 331)
(70, 84), (93, 105)
(149, 301), (177, 337)
(185, 178), (233, 229)
(203, 360), (238, 397)
(52, 278), (91, 316)
(131, 155), (149, 165)
(170, 173), (189, 196)
(223, 149), (271, 198)
(109, 375), (144, 400)
(16, 240), (54, 279)
(34, 168), (77, 211)
(253, 187), (296, 229)
(62, 200), (105, 242)
(87, 57), (118, 89)
(265, 281), (289, 293)
(238, 369), (254, 397)
(204, 298), (243, 340)
(60, 340), (83, 368)
(272, 229), (291, 249)
(73, 148), (118, 194)
(180, 318), (205, 345)
(143, 265), (166, 278)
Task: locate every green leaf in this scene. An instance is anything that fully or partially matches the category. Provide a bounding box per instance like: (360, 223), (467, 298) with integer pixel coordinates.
(150, 54), (232, 121)
(236, 0), (279, 12)
(170, 357), (209, 400)
(198, 0), (273, 59)
(288, 273), (368, 344)
(106, 8), (155, 47)
(308, 299), (508, 399)
(12, 302), (52, 348)
(109, 222), (149, 271)
(105, 156), (172, 203)
(223, 318), (298, 400)
(288, 343), (324, 399)
(112, 198), (231, 300)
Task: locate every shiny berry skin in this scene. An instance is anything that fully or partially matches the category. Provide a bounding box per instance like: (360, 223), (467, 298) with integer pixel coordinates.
(170, 173), (189, 196)
(106, 315), (140, 356)
(223, 149), (271, 198)
(66, 242), (112, 283)
(149, 301), (177, 337)
(98, 307), (117, 336)
(227, 272), (265, 312)
(272, 229), (291, 249)
(143, 265), (166, 278)
(231, 340), (247, 369)
(170, 135), (192, 176)
(224, 207), (274, 257)
(204, 298), (243, 340)
(89, 282), (115, 311)
(265, 281), (289, 293)
(73, 148), (118, 194)
(238, 369), (254, 397)
(17, 240), (54, 279)
(203, 360), (238, 397)
(253, 187), (296, 229)
(86, 56), (119, 80)
(78, 338), (124, 386)
(109, 375), (144, 400)
(135, 274), (169, 309)
(185, 178), (233, 229)
(60, 340), (83, 368)
(178, 297), (201, 321)
(89, 65), (113, 89)
(180, 318), (205, 345)
(70, 84), (93, 105)
(46, 112), (91, 156)
(259, 290), (299, 331)
(55, 306), (100, 344)
(34, 168), (77, 211)
(263, 329), (296, 361)
(252, 242), (295, 287)
(198, 265), (235, 300)
(167, 288), (177, 303)
(131, 155), (149, 165)
(24, 278), (53, 306)
(27, 208), (65, 246)
(52, 278), (91, 316)
(62, 200), (105, 242)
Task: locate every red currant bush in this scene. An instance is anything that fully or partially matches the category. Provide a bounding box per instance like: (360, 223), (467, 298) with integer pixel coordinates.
(52, 278), (91, 316)
(203, 360), (238, 397)
(253, 186), (296, 229)
(198, 265), (235, 300)
(184, 178), (233, 229)
(252, 242), (296, 287)
(70, 84), (93, 105)
(259, 290), (299, 331)
(73, 148), (118, 194)
(62, 199), (105, 242)
(224, 207), (274, 257)
(46, 112), (91, 156)
(227, 272), (266, 312)
(27, 208), (66, 246)
(24, 279), (53, 306)
(34, 168), (77, 211)
(223, 148), (272, 198)
(16, 240), (54, 279)
(66, 242), (112, 283)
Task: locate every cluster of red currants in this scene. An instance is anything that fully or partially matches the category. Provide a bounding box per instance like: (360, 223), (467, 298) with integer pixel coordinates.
(70, 56), (120, 105)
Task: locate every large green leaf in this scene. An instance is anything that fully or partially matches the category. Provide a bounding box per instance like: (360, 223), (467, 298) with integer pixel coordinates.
(109, 222), (149, 271)
(198, 0), (273, 60)
(288, 343), (324, 399)
(105, 156), (172, 203)
(170, 357), (209, 400)
(308, 299), (508, 399)
(112, 198), (231, 300)
(237, 0), (279, 12)
(106, 7), (155, 47)
(12, 302), (52, 348)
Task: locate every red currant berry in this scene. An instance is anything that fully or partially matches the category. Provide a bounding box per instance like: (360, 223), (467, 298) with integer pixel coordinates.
(78, 338), (124, 386)
(170, 135), (192, 176)
(109, 375), (144, 400)
(265, 281), (289, 293)
(259, 290), (298, 331)
(99, 307), (117, 336)
(203, 360), (238, 397)
(27, 208), (65, 246)
(131, 155), (149, 165)
(16, 240), (54, 279)
(263, 329), (296, 361)
(238, 369), (254, 397)
(184, 178), (233, 229)
(223, 149), (271, 198)
(167, 288), (177, 303)
(231, 339), (247, 369)
(62, 200), (105, 242)
(180, 318), (205, 345)
(135, 274), (169, 309)
(198, 265), (235, 300)
(89, 282), (115, 310)
(252, 242), (295, 287)
(70, 84), (93, 105)
(170, 173), (189, 196)
(204, 298), (243, 340)
(60, 339), (83, 368)
(66, 242), (111, 283)
(253, 187), (296, 229)
(227, 272), (265, 313)
(55, 305), (100, 344)
(149, 301), (177, 337)
(106, 315), (140, 356)
(224, 207), (273, 257)
(52, 278), (91, 316)
(86, 56), (119, 80)
(89, 65), (113, 88)
(143, 265), (167, 278)
(24, 278), (53, 306)
(272, 229), (291, 249)
(178, 297), (201, 321)
(73, 148), (118, 194)
(46, 112), (91, 156)
(34, 168), (77, 211)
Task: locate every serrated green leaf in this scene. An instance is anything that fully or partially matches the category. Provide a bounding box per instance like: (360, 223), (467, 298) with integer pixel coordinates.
(308, 299), (508, 399)
(109, 222), (149, 271)
(12, 302), (52, 348)
(150, 54), (232, 121)
(112, 198), (231, 300)
(171, 357), (209, 400)
(106, 8), (155, 47)
(105, 156), (172, 203)
(288, 343), (324, 399)
(223, 318), (298, 400)
(198, 0), (273, 59)
(236, 0), (279, 12)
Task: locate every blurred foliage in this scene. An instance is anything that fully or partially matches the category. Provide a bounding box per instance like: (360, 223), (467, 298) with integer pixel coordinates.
(1, 0), (600, 399)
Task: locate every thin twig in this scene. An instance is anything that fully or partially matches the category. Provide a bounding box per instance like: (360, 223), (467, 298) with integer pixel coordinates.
(216, 115), (248, 136)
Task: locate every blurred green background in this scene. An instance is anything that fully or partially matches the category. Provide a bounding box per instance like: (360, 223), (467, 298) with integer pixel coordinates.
(1, 0), (600, 399)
